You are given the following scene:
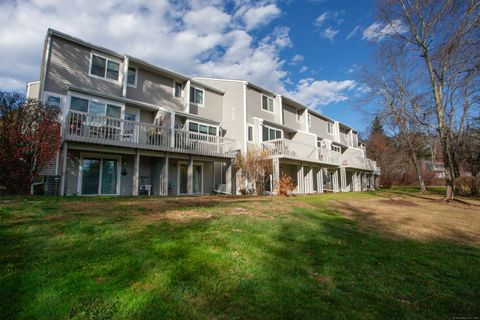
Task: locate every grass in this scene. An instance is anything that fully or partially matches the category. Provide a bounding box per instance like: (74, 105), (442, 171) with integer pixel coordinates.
(1, 189), (479, 319)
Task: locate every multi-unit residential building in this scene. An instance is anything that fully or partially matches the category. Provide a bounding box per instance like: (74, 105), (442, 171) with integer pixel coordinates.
(27, 29), (380, 196)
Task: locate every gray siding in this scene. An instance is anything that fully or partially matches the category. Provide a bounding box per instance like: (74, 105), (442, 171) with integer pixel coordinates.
(193, 79), (245, 151)
(40, 155), (58, 176)
(246, 86), (276, 124)
(126, 65), (184, 110)
(65, 149), (80, 195)
(189, 88), (223, 122)
(45, 36), (123, 96)
(120, 155), (134, 195)
(140, 109), (155, 124)
(282, 103), (302, 130)
(309, 113), (332, 140)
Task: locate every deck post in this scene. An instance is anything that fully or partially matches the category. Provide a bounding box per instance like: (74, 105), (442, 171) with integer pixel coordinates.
(340, 167), (347, 192)
(318, 168), (324, 193)
(163, 155), (169, 196)
(226, 160), (233, 195)
(59, 142), (68, 196)
(187, 156), (193, 195)
(132, 150), (139, 196)
(272, 158), (280, 195)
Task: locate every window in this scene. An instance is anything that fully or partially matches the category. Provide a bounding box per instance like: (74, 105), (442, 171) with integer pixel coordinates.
(247, 125), (253, 142)
(188, 121), (217, 136)
(70, 96), (121, 119)
(327, 122), (334, 135)
(174, 81), (183, 98)
(127, 67), (137, 86)
(307, 113), (311, 128)
(46, 95), (61, 109)
(190, 87), (204, 105)
(332, 145), (341, 153)
(296, 109), (302, 122)
(262, 125), (282, 141)
(90, 54), (120, 81)
(262, 95), (274, 112)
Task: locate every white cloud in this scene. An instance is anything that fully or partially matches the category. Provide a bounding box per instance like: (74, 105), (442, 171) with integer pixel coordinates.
(346, 25), (361, 40)
(240, 3), (281, 31)
(315, 12), (329, 27)
(362, 19), (407, 42)
(288, 78), (357, 107)
(0, 0), (359, 110)
(320, 27), (339, 41)
(345, 64), (360, 74)
(291, 54), (304, 65)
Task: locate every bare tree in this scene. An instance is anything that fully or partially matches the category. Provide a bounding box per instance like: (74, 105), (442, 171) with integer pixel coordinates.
(235, 148), (273, 195)
(373, 0), (480, 200)
(363, 47), (428, 192)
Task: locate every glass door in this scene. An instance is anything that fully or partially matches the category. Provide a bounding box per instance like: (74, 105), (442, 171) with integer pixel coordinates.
(192, 165), (202, 194)
(179, 164), (188, 194)
(82, 158), (100, 194)
(101, 159), (118, 195)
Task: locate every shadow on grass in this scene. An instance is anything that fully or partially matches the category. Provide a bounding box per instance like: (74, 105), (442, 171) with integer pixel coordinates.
(1, 197), (479, 319)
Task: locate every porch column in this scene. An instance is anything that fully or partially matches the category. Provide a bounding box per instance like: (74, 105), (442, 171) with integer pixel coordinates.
(59, 142), (68, 196)
(163, 155), (169, 196)
(132, 150), (139, 196)
(272, 158), (280, 195)
(340, 167), (347, 192)
(226, 159), (233, 195)
(318, 168), (324, 193)
(187, 156), (193, 195)
(333, 169), (339, 192)
(297, 165), (304, 194)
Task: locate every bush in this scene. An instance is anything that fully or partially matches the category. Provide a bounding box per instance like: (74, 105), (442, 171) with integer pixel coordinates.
(277, 173), (296, 196)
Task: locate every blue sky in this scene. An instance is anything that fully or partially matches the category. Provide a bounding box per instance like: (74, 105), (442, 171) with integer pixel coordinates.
(0, 0), (385, 134)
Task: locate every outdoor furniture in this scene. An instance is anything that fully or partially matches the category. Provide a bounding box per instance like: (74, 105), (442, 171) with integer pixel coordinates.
(213, 184), (227, 194)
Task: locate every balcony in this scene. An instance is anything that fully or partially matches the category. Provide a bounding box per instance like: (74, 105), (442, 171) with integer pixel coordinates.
(65, 110), (236, 157)
(342, 155), (379, 172)
(262, 139), (340, 165)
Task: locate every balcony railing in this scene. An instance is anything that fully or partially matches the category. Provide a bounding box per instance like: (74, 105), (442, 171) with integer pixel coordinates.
(262, 139), (340, 165)
(65, 110), (236, 157)
(342, 155), (378, 171)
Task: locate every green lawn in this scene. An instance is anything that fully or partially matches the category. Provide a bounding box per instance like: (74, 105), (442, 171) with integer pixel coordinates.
(1, 190), (479, 319)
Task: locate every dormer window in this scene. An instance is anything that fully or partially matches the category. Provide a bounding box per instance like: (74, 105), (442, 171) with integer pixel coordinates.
(327, 122), (334, 135)
(262, 95), (274, 112)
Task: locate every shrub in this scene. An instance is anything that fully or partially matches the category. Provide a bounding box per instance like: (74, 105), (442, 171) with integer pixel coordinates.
(277, 173), (296, 196)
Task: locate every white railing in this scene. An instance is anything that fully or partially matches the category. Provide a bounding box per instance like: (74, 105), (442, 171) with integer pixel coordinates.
(318, 148), (341, 165)
(66, 110), (170, 150)
(65, 111), (235, 157)
(342, 155), (378, 171)
(173, 129), (237, 157)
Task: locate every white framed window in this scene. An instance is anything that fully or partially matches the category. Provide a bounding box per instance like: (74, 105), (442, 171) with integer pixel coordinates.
(173, 81), (183, 98)
(327, 122), (334, 135)
(332, 145), (341, 153)
(127, 66), (137, 87)
(296, 109), (302, 122)
(187, 120), (217, 136)
(261, 94), (274, 113)
(190, 86), (204, 106)
(45, 94), (62, 110)
(307, 113), (311, 128)
(70, 96), (122, 118)
(247, 124), (254, 142)
(89, 53), (120, 82)
(262, 125), (282, 141)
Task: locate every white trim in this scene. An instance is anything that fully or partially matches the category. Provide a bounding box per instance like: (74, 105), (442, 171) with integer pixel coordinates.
(127, 65), (138, 88)
(78, 152), (121, 196)
(192, 76), (245, 84)
(247, 124), (254, 142)
(172, 80), (183, 100)
(189, 85), (205, 107)
(261, 94), (275, 114)
(243, 82), (248, 152)
(122, 55), (129, 97)
(278, 95), (283, 124)
(68, 91), (125, 116)
(40, 35), (51, 102)
(88, 52), (122, 84)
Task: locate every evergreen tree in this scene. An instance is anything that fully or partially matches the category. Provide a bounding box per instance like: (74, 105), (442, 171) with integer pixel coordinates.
(370, 115), (384, 136)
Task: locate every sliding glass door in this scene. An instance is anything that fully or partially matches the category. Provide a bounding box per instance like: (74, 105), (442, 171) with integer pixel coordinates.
(192, 165), (202, 194)
(81, 157), (119, 195)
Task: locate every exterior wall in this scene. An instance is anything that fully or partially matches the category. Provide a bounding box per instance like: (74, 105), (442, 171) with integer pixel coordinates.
(282, 103), (303, 130)
(64, 149), (81, 195)
(339, 128), (350, 146)
(309, 113), (333, 140)
(140, 109), (155, 123)
(246, 86), (279, 124)
(44, 36), (123, 96)
(189, 87), (223, 123)
(193, 79), (245, 151)
(40, 156), (58, 176)
(27, 82), (40, 99)
(126, 64), (184, 110)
